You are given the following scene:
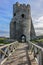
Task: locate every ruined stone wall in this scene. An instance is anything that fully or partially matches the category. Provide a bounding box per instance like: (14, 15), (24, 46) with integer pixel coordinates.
(30, 20), (36, 40)
(10, 2), (36, 42)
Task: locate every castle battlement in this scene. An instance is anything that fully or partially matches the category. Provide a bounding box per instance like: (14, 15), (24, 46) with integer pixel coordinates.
(14, 2), (30, 7)
(13, 2), (30, 15)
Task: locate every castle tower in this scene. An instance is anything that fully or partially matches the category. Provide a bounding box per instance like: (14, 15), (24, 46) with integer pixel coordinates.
(10, 2), (36, 42)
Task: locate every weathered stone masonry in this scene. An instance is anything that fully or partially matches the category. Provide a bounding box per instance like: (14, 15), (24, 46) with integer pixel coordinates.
(10, 2), (36, 42)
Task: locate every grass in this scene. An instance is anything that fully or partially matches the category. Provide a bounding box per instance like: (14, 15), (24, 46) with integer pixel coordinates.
(36, 39), (43, 42)
(0, 38), (9, 44)
(31, 38), (43, 43)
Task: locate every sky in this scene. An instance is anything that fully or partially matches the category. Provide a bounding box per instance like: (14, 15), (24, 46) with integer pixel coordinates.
(0, 0), (43, 37)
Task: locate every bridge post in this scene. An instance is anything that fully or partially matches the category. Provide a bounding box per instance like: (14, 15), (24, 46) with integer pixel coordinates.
(34, 49), (43, 65)
(37, 51), (43, 65)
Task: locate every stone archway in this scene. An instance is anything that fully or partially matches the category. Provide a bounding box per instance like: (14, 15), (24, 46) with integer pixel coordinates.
(20, 34), (26, 42)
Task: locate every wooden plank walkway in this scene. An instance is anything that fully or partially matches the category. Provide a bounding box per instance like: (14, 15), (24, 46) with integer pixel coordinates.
(3, 43), (38, 65)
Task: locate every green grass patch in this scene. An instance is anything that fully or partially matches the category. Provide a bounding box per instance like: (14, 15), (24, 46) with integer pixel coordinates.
(0, 38), (4, 43)
(0, 38), (9, 44)
(31, 38), (43, 43)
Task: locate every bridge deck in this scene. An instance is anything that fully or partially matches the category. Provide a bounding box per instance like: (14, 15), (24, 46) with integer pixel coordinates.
(3, 43), (38, 65)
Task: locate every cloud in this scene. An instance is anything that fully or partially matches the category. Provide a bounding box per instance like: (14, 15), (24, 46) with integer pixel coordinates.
(35, 27), (43, 30)
(31, 0), (43, 19)
(37, 16), (43, 22)
(33, 16), (43, 28)
(0, 33), (9, 37)
(35, 30), (43, 36)
(33, 16), (43, 35)
(0, 30), (9, 37)
(0, 30), (9, 33)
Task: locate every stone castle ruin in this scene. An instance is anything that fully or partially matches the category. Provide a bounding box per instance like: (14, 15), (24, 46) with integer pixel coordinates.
(10, 2), (36, 42)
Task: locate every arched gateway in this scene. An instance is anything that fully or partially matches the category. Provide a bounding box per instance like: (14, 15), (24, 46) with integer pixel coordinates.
(20, 34), (26, 42)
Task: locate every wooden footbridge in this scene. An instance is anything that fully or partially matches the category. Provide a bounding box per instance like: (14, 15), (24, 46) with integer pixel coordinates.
(0, 41), (43, 65)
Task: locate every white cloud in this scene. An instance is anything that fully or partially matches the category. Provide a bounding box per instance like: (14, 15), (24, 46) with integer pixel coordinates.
(37, 16), (43, 22)
(33, 16), (43, 35)
(33, 16), (43, 28)
(35, 30), (43, 36)
(0, 33), (9, 37)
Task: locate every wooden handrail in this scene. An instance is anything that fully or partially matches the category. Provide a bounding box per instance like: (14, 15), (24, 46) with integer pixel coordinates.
(29, 41), (43, 65)
(0, 41), (19, 65)
(29, 41), (43, 51)
(0, 41), (18, 49)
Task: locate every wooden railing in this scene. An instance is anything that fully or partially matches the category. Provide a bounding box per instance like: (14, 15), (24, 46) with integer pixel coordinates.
(29, 41), (43, 65)
(0, 41), (43, 65)
(0, 41), (19, 65)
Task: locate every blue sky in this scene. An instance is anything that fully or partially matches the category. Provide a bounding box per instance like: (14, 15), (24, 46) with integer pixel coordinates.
(0, 0), (43, 37)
